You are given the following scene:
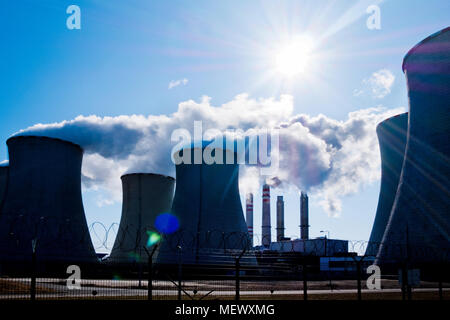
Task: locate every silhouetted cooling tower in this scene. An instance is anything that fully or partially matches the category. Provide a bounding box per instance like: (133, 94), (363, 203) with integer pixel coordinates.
(109, 173), (175, 264)
(0, 136), (97, 264)
(377, 27), (450, 266)
(246, 193), (254, 247)
(300, 192), (309, 240)
(0, 164), (8, 208)
(366, 113), (408, 256)
(157, 142), (251, 265)
(276, 196), (284, 241)
(262, 184), (271, 247)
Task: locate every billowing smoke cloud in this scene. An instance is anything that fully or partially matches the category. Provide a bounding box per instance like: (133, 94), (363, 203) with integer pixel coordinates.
(13, 94), (404, 215)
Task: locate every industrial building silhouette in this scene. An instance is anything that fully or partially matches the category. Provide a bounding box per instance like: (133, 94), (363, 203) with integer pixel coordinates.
(109, 173), (175, 264)
(376, 27), (450, 266)
(0, 163), (8, 208)
(366, 113), (408, 257)
(156, 142), (252, 266)
(0, 136), (97, 265)
(0, 28), (448, 274)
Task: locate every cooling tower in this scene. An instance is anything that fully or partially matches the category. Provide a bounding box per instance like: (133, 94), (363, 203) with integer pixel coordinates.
(246, 193), (254, 247)
(377, 27), (450, 266)
(0, 163), (8, 208)
(300, 192), (309, 240)
(276, 196), (284, 241)
(109, 173), (175, 264)
(0, 136), (98, 265)
(157, 142), (252, 265)
(261, 184), (271, 247)
(366, 113), (408, 256)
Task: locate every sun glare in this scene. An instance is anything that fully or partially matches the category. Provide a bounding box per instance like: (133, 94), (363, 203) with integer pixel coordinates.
(275, 35), (315, 77)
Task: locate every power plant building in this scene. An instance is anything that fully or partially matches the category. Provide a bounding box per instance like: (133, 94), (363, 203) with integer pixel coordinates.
(0, 136), (98, 265)
(366, 113), (408, 257)
(269, 238), (348, 257)
(157, 141), (253, 265)
(109, 173), (175, 264)
(377, 27), (450, 266)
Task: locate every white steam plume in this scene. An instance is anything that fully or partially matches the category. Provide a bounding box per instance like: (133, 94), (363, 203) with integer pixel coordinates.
(13, 94), (404, 216)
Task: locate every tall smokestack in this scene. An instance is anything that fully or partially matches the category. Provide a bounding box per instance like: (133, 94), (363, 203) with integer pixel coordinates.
(276, 196), (284, 241)
(300, 192), (309, 240)
(246, 193), (254, 247)
(262, 184), (271, 247)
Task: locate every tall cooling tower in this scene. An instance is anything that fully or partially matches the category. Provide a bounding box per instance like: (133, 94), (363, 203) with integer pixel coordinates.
(246, 193), (254, 247)
(261, 184), (271, 247)
(109, 173), (175, 264)
(157, 142), (252, 265)
(0, 163), (8, 208)
(0, 136), (98, 264)
(276, 196), (284, 241)
(366, 113), (408, 256)
(377, 27), (450, 266)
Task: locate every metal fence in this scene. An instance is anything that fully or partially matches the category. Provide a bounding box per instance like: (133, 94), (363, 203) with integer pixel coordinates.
(0, 223), (449, 301)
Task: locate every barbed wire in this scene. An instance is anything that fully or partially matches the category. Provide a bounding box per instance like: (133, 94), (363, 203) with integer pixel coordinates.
(0, 216), (448, 265)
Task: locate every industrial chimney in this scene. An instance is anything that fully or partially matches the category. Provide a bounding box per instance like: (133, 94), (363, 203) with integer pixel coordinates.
(276, 196), (284, 241)
(0, 163), (8, 208)
(261, 184), (271, 248)
(0, 136), (98, 265)
(246, 193), (254, 247)
(366, 113), (408, 256)
(300, 192), (309, 240)
(109, 173), (175, 264)
(377, 27), (450, 266)
(157, 141), (252, 265)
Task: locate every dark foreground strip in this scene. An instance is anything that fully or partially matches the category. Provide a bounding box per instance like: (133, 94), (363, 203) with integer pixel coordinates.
(0, 300), (449, 318)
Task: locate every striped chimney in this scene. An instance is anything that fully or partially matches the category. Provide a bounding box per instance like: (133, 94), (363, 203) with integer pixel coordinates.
(262, 184), (271, 247)
(246, 193), (254, 247)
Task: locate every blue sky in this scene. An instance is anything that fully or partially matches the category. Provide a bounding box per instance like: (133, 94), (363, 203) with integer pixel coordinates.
(0, 0), (449, 252)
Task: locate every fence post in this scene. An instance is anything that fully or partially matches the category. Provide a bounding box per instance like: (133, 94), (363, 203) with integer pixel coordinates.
(356, 260), (362, 301)
(401, 264), (407, 301)
(235, 248), (246, 301)
(30, 239), (37, 301)
(177, 246), (182, 301)
(438, 264), (443, 301)
(144, 244), (158, 301)
(302, 260), (308, 301)
(235, 257), (240, 301)
(138, 262), (143, 289)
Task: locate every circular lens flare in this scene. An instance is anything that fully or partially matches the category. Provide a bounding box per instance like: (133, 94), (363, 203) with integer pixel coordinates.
(155, 213), (180, 234)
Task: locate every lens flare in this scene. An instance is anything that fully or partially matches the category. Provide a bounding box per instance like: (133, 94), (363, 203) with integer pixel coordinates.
(146, 231), (161, 247)
(155, 213), (180, 234)
(128, 251), (140, 262)
(275, 35), (315, 77)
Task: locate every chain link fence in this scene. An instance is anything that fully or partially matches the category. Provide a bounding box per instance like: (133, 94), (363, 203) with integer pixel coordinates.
(0, 221), (449, 301)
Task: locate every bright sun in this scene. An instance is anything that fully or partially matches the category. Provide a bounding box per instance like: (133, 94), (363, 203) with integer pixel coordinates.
(275, 35), (315, 77)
